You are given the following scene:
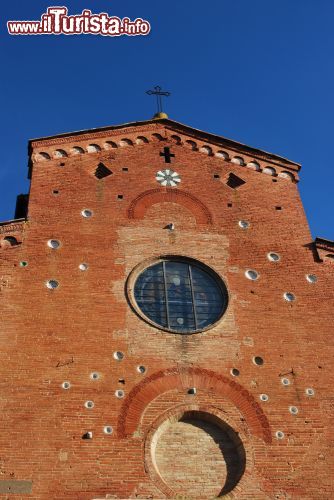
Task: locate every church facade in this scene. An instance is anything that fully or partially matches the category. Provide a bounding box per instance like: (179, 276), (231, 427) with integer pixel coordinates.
(0, 117), (333, 499)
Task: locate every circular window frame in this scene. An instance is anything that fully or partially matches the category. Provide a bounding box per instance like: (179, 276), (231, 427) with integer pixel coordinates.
(126, 256), (229, 335)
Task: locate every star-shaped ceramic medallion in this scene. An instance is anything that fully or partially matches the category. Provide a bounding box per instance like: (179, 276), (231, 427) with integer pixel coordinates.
(156, 169), (181, 187)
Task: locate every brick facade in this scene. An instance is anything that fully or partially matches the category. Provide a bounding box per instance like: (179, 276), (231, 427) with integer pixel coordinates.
(0, 118), (333, 499)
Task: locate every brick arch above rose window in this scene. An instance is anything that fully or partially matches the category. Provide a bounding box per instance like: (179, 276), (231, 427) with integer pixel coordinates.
(127, 188), (213, 225)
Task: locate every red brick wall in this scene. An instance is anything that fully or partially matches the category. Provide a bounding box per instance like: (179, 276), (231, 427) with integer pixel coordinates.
(0, 120), (333, 499)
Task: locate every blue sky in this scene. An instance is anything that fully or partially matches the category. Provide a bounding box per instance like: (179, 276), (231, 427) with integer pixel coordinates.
(1, 1), (333, 239)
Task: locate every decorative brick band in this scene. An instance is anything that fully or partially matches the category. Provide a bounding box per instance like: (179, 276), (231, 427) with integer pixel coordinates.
(117, 366), (272, 443)
(315, 237), (334, 253)
(31, 123), (159, 148)
(127, 188), (213, 225)
(0, 222), (24, 234)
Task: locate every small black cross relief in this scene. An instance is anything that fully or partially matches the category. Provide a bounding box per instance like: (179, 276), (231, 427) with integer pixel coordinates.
(160, 147), (175, 164)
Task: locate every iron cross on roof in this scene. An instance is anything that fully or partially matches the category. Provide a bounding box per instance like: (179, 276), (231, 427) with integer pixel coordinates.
(146, 85), (170, 115)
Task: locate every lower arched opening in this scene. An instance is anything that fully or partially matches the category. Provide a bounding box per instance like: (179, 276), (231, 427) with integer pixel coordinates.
(150, 410), (246, 498)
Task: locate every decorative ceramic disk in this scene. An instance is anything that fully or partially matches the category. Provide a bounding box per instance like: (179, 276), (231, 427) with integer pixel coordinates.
(156, 169), (181, 187)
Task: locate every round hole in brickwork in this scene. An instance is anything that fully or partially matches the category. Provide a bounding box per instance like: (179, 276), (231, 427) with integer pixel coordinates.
(268, 252), (280, 262)
(150, 410), (246, 497)
(113, 351), (124, 361)
(260, 393), (269, 402)
(306, 388), (315, 396)
(306, 274), (317, 283)
(104, 426), (113, 435)
(20, 261), (28, 267)
(115, 389), (125, 398)
(281, 378), (290, 386)
(238, 220), (250, 229)
(137, 365), (146, 374)
(284, 292), (296, 302)
(187, 387), (197, 395)
(90, 372), (100, 380)
(47, 239), (60, 249)
(62, 381), (71, 390)
(85, 400), (94, 409)
(46, 279), (59, 289)
(289, 406), (298, 415)
(275, 430), (285, 439)
(253, 356), (264, 366)
(79, 263), (89, 271)
(230, 368), (240, 377)
(81, 209), (93, 218)
(245, 269), (259, 281)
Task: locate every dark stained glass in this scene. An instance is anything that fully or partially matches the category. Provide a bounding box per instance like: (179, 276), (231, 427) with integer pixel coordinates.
(134, 259), (227, 333)
(134, 262), (168, 328)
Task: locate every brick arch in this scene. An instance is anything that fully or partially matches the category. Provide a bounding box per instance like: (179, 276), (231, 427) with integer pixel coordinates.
(127, 188), (213, 225)
(117, 367), (271, 443)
